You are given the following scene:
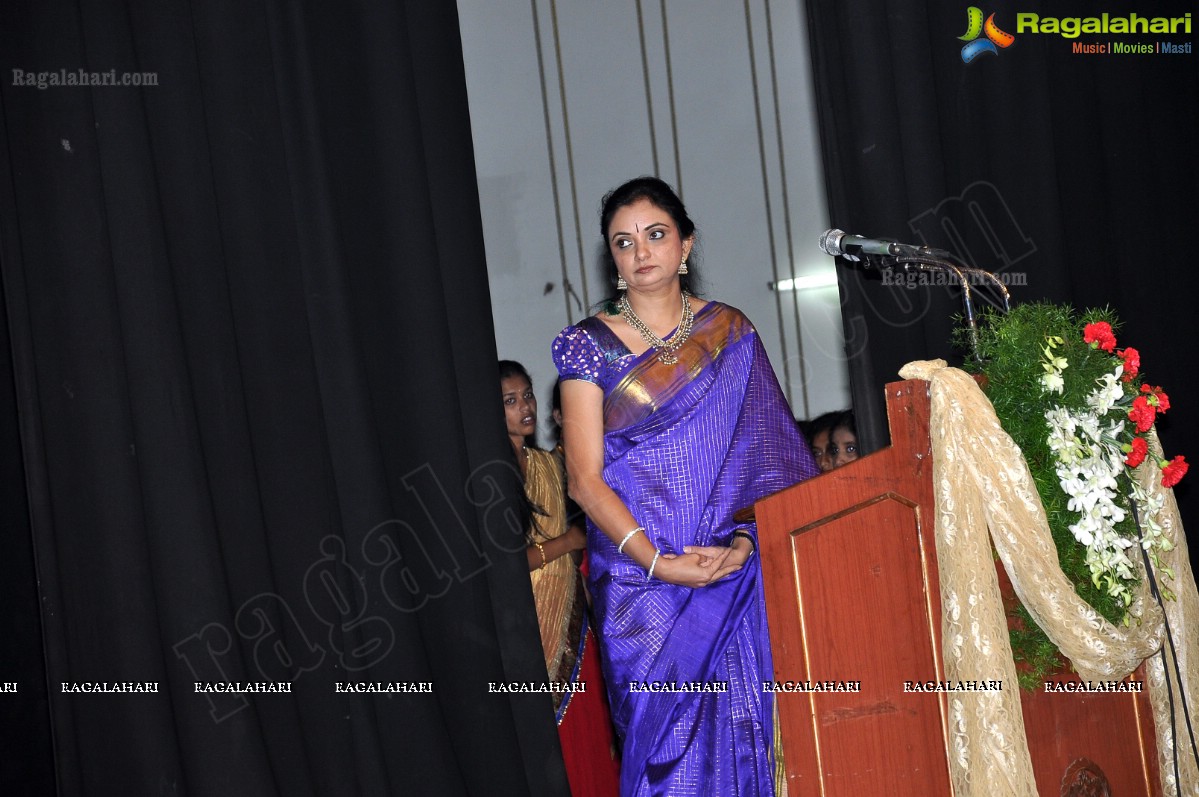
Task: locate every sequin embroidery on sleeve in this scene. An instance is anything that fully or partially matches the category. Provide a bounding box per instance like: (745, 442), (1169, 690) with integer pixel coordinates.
(551, 325), (603, 385)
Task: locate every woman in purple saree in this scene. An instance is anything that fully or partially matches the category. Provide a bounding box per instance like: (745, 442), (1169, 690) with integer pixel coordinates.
(554, 177), (817, 796)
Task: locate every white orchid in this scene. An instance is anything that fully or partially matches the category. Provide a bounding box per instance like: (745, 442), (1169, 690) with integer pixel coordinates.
(1088, 369), (1125, 415)
(1039, 335), (1069, 394)
(1043, 357), (1169, 608)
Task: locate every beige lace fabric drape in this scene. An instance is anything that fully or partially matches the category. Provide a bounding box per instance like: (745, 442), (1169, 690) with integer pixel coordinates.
(899, 360), (1199, 797)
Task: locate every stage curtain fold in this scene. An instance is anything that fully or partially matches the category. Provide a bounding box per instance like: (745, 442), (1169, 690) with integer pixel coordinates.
(0, 1), (566, 794)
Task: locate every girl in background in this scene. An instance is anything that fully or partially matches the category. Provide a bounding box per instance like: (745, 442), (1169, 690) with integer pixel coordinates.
(500, 360), (620, 796)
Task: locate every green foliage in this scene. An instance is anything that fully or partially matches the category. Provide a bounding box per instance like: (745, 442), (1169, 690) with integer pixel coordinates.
(1008, 604), (1064, 691)
(959, 302), (1139, 687)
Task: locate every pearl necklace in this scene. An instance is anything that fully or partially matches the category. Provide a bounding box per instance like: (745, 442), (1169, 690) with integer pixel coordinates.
(618, 291), (694, 365)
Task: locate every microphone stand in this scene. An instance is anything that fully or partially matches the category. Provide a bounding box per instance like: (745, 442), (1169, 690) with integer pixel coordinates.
(847, 248), (1011, 363)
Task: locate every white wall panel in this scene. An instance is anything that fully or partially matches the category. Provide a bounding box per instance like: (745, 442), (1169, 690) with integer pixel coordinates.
(458, 0), (850, 441)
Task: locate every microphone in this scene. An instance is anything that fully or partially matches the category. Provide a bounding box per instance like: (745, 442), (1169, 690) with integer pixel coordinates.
(818, 228), (940, 261)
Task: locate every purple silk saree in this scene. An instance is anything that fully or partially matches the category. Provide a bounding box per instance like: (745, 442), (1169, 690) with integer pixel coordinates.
(553, 302), (818, 796)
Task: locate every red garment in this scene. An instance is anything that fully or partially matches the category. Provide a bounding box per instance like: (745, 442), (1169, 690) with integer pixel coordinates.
(557, 626), (620, 796)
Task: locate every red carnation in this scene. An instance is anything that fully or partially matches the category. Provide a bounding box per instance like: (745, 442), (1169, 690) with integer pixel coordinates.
(1118, 347), (1140, 381)
(1161, 455), (1189, 489)
(1140, 383), (1171, 413)
(1083, 321), (1117, 352)
(1128, 395), (1156, 433)
(1124, 436), (1149, 468)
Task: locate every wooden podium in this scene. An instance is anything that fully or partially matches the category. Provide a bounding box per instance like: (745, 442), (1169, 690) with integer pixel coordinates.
(755, 380), (1160, 796)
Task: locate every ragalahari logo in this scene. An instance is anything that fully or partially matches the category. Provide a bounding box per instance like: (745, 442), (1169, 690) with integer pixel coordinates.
(959, 7), (1016, 62)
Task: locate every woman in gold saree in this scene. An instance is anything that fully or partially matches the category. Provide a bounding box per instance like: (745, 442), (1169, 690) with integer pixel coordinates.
(500, 360), (620, 796)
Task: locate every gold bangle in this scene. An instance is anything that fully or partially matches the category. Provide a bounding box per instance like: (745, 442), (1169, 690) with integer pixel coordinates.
(535, 542), (547, 569)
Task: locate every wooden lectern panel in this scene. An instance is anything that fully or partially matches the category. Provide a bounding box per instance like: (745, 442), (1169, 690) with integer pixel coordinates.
(757, 379), (1162, 796)
(778, 495), (951, 795)
(757, 381), (949, 796)
(1019, 664), (1161, 796)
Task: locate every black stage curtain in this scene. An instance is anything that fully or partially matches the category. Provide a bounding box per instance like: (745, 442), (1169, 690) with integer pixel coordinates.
(806, 0), (1199, 544)
(0, 1), (566, 795)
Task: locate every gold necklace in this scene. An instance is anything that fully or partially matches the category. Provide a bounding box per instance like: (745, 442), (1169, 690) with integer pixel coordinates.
(618, 291), (694, 365)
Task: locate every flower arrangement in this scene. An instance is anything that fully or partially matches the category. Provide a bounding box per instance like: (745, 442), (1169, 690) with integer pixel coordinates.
(965, 303), (1187, 685)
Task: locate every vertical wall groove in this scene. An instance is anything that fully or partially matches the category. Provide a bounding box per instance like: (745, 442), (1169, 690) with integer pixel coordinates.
(547, 0), (590, 312)
(763, 0), (810, 417)
(742, 0), (793, 405)
(659, 0), (684, 198)
(528, 0), (574, 323)
(635, 0), (661, 180)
